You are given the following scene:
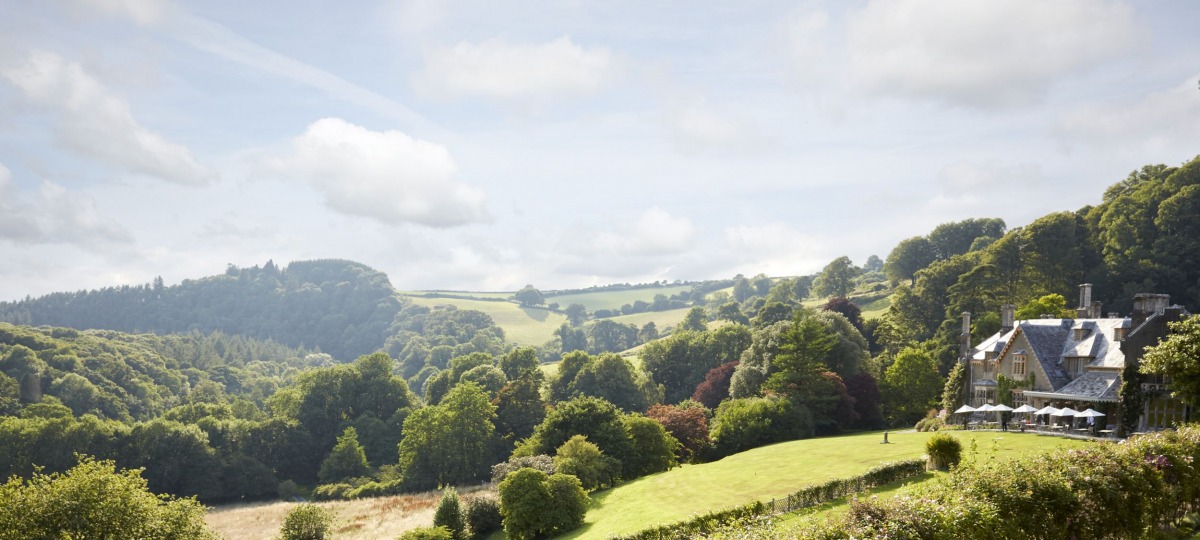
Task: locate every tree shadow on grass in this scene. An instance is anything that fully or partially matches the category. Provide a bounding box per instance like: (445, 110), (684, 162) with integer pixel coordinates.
(519, 306), (550, 322)
(554, 487), (616, 539)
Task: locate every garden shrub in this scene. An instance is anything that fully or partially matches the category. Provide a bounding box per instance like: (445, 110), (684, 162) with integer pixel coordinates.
(310, 483), (354, 501)
(490, 454), (555, 484)
(914, 415), (945, 432)
(464, 497), (502, 539)
(433, 487), (466, 540)
(498, 468), (589, 539)
(277, 503), (334, 540)
(346, 479), (404, 499)
(925, 432), (962, 470)
(709, 397), (813, 458)
(397, 526), (454, 540)
(0, 456), (218, 540)
(553, 435), (619, 490)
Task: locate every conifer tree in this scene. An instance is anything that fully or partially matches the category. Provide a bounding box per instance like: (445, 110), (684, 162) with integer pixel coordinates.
(317, 427), (370, 484)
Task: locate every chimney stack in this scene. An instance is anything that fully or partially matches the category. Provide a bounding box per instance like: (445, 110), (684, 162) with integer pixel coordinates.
(1000, 304), (1015, 333)
(960, 311), (971, 360)
(1077, 283), (1093, 318)
(1132, 293), (1171, 327)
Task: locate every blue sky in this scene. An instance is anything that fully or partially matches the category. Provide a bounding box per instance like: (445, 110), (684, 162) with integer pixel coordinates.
(1, 0), (1198, 300)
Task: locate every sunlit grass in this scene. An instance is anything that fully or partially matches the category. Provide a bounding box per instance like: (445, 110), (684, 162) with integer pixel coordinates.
(403, 296), (566, 346)
(558, 430), (1093, 539)
(545, 286), (693, 312)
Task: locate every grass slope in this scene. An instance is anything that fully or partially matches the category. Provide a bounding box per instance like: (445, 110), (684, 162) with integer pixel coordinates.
(545, 286), (692, 312)
(403, 296), (566, 346)
(560, 430), (1093, 539)
(598, 307), (692, 330)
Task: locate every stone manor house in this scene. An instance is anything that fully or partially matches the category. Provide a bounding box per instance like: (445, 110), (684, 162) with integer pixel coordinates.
(962, 284), (1189, 432)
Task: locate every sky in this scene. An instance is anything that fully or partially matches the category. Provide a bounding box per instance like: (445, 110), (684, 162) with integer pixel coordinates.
(0, 0), (1198, 301)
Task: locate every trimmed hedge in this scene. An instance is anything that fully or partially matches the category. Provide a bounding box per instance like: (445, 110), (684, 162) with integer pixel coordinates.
(794, 426), (1200, 539)
(765, 459), (926, 514)
(611, 501), (767, 540)
(613, 459), (926, 540)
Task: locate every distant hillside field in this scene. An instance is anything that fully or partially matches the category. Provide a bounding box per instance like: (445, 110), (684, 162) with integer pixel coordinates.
(598, 307), (692, 330)
(403, 296), (566, 346)
(545, 286), (692, 311)
(558, 430), (1091, 539)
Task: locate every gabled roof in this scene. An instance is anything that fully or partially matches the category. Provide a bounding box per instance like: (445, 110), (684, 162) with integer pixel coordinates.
(1017, 319), (1072, 389)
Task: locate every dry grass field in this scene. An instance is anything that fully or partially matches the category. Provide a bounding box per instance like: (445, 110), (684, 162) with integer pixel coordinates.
(206, 487), (495, 540)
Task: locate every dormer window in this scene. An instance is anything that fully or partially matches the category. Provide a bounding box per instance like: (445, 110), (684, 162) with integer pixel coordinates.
(1074, 328), (1088, 340)
(1114, 328), (1126, 341)
(1013, 352), (1027, 377)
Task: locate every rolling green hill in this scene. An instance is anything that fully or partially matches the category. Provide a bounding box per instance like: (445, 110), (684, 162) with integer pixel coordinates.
(545, 286), (693, 312)
(404, 296), (567, 346)
(559, 430), (1092, 539)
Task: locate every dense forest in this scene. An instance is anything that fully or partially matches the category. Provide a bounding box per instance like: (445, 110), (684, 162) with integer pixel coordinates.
(0, 259), (406, 361)
(0, 156), (1198, 538)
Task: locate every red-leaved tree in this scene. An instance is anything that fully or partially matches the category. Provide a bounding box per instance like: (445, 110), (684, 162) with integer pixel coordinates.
(692, 361), (739, 409)
(645, 404), (709, 462)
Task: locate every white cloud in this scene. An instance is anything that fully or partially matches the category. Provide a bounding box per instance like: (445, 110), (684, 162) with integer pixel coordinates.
(76, 0), (167, 25)
(38, 181), (132, 245)
(267, 117), (488, 228)
(938, 160), (1043, 196)
(924, 160), (1050, 222)
(2, 51), (215, 185)
(552, 207), (697, 278)
(414, 36), (619, 99)
(595, 207), (697, 257)
(845, 0), (1141, 107)
(0, 163), (131, 248)
(0, 165), (42, 242)
(1055, 74), (1200, 154)
(666, 97), (763, 153)
(722, 223), (827, 277)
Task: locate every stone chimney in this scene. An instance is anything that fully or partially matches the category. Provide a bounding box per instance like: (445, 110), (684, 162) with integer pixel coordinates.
(1090, 300), (1103, 319)
(1132, 293), (1171, 327)
(1077, 283), (1093, 318)
(960, 311), (971, 360)
(1000, 304), (1015, 333)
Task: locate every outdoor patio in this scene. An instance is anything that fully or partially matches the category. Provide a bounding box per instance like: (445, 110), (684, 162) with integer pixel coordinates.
(952, 403), (1120, 439)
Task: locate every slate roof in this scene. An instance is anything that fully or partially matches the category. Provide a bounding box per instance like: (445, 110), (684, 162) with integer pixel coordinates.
(1024, 371), (1120, 402)
(969, 316), (1131, 392)
(1018, 319), (1072, 389)
(971, 330), (1012, 361)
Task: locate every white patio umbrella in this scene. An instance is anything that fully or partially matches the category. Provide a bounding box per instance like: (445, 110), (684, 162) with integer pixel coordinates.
(1011, 404), (1038, 428)
(1033, 406), (1060, 428)
(990, 404), (1015, 428)
(953, 405), (977, 414)
(976, 403), (995, 412)
(1052, 407), (1080, 428)
(1077, 408), (1106, 431)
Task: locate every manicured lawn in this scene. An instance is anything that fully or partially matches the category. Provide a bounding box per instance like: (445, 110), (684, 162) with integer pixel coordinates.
(402, 296), (566, 346)
(559, 430), (1094, 539)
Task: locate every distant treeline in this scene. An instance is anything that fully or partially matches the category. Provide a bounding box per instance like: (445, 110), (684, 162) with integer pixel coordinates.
(0, 259), (403, 361)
